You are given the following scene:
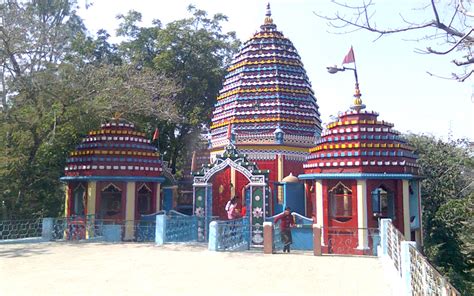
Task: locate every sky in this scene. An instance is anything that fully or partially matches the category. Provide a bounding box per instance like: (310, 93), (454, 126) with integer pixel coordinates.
(77, 0), (473, 140)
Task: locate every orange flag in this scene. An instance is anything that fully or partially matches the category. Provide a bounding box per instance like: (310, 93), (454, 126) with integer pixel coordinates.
(342, 46), (355, 64)
(152, 128), (159, 141)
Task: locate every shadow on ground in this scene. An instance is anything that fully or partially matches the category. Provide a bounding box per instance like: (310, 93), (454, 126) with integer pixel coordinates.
(0, 244), (51, 258)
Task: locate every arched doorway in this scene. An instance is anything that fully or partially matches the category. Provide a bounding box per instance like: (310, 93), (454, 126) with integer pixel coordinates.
(193, 145), (268, 245)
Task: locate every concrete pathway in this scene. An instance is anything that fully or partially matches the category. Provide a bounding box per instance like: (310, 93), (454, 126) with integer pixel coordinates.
(0, 242), (396, 296)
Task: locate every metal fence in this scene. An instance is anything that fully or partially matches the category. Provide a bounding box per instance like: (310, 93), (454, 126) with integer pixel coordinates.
(165, 211), (197, 242)
(214, 218), (250, 251)
(324, 227), (380, 256)
(50, 218), (157, 242)
(272, 221), (284, 252)
(197, 215), (219, 242)
(270, 213), (314, 252)
(0, 219), (42, 240)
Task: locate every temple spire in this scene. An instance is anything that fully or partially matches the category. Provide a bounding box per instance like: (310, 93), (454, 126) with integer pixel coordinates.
(351, 83), (365, 112)
(264, 3), (273, 24)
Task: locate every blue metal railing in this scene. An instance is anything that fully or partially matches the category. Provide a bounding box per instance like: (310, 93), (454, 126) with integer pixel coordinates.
(267, 212), (315, 252)
(215, 218), (250, 251)
(165, 212), (197, 242)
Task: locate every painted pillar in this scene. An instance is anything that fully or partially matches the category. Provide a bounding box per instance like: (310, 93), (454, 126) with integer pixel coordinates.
(87, 181), (97, 217)
(86, 181), (97, 239)
(315, 180), (324, 245)
(64, 184), (70, 217)
(356, 179), (369, 250)
(417, 180), (423, 248)
(193, 185), (207, 242)
(205, 184), (213, 241)
(124, 181), (136, 240)
(230, 167), (236, 198)
(250, 185), (265, 245)
(156, 182), (161, 211)
(277, 154), (284, 203)
(402, 180), (411, 240)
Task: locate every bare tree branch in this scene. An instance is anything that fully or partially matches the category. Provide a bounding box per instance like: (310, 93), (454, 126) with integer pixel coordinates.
(315, 0), (474, 81)
(426, 28), (474, 55)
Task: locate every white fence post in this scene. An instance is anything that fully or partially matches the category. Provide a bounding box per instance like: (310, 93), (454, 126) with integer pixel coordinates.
(208, 221), (218, 251)
(41, 218), (54, 241)
(400, 241), (417, 295)
(379, 218), (392, 257)
(155, 214), (166, 245)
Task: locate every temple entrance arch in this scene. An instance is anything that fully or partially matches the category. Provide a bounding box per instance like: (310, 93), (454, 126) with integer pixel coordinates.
(193, 145), (269, 245)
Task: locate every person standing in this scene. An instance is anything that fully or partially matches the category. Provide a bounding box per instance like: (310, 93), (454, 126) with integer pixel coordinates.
(226, 196), (241, 220)
(274, 207), (295, 253)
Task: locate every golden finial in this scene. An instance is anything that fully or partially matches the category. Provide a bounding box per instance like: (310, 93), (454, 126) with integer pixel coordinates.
(264, 3), (273, 24)
(351, 83), (365, 112)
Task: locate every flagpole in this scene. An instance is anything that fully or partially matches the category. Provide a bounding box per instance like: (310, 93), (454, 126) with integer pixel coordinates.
(351, 46), (359, 88)
(327, 46), (365, 112)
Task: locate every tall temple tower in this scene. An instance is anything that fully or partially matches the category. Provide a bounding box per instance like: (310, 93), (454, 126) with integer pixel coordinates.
(208, 4), (322, 214)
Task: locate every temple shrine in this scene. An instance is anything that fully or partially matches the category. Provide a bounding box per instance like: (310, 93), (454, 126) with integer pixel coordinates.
(300, 86), (423, 252)
(59, 4), (423, 253)
(60, 118), (164, 240)
(192, 4), (422, 251)
(206, 4), (321, 221)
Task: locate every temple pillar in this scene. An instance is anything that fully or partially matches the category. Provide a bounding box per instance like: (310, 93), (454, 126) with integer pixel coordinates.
(155, 182), (161, 211)
(277, 154), (284, 203)
(231, 167), (236, 198)
(64, 185), (70, 217)
(85, 181), (96, 239)
(124, 182), (136, 240)
(193, 183), (212, 242)
(250, 185), (265, 245)
(87, 181), (96, 217)
(315, 180), (324, 245)
(417, 180), (423, 247)
(356, 179), (369, 250)
(402, 180), (411, 240)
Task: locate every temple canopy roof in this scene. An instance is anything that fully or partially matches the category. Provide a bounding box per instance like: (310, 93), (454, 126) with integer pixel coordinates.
(304, 92), (419, 175)
(210, 4), (322, 150)
(63, 118), (162, 180)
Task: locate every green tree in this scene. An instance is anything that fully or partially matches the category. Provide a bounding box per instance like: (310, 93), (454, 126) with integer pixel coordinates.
(406, 134), (473, 294)
(0, 0), (180, 218)
(117, 5), (240, 175)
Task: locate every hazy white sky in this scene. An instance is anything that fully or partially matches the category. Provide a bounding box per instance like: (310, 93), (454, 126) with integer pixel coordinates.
(78, 0), (473, 140)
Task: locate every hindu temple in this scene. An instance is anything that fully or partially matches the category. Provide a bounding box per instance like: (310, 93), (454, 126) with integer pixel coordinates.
(207, 4), (322, 220)
(300, 84), (423, 252)
(60, 118), (164, 240)
(59, 4), (423, 253)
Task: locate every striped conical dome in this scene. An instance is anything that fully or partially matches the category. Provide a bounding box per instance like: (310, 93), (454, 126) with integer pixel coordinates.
(304, 106), (419, 175)
(64, 119), (162, 177)
(210, 4), (321, 152)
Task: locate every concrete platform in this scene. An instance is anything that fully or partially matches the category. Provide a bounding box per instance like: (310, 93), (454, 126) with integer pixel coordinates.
(0, 242), (396, 296)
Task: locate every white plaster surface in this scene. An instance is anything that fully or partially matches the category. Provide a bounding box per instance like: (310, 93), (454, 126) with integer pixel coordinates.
(0, 242), (397, 296)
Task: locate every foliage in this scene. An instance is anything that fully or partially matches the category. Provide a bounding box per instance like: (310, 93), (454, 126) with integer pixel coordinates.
(317, 1), (474, 81)
(116, 5), (240, 175)
(0, 1), (238, 218)
(406, 134), (473, 294)
(0, 0), (180, 219)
